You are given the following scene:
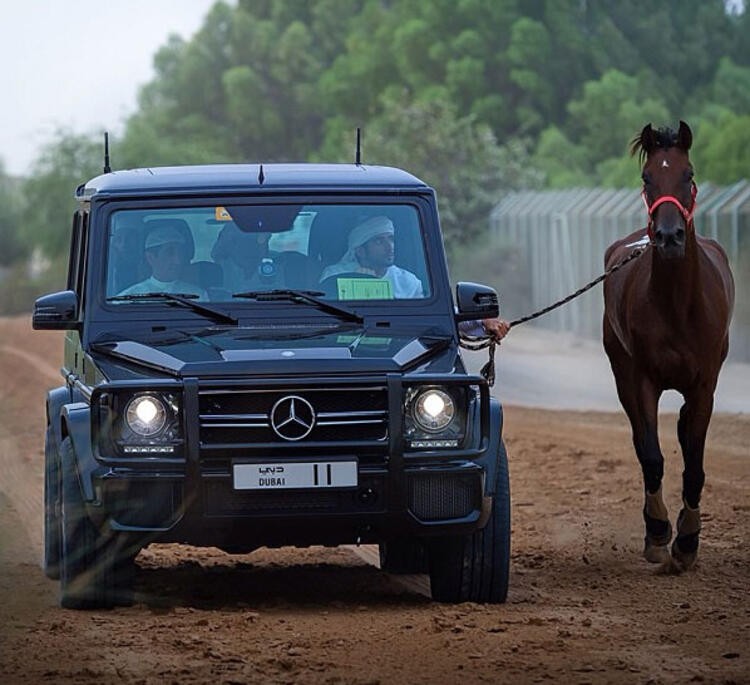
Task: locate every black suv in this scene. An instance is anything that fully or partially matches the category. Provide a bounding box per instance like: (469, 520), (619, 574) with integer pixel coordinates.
(33, 163), (510, 608)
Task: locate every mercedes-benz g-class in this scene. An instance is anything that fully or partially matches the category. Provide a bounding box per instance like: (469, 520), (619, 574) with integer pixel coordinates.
(33, 163), (510, 608)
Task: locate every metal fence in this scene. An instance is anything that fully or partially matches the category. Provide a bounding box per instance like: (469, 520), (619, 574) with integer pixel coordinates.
(490, 181), (750, 362)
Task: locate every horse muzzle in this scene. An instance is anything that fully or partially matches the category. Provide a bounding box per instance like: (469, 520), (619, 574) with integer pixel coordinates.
(652, 223), (686, 259)
(644, 187), (695, 260)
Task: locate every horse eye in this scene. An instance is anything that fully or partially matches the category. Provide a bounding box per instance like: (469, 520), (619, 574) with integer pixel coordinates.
(641, 172), (651, 185)
(684, 169), (694, 182)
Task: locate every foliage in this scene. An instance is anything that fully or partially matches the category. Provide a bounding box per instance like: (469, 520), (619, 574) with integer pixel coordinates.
(7, 0), (750, 265)
(0, 164), (28, 266)
(532, 127), (591, 189)
(108, 0), (750, 193)
(20, 130), (103, 259)
(0, 256), (67, 316)
(318, 96), (541, 252)
(692, 111), (750, 183)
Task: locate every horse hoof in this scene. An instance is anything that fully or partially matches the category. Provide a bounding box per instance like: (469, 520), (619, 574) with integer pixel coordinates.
(671, 541), (698, 571)
(643, 540), (671, 564)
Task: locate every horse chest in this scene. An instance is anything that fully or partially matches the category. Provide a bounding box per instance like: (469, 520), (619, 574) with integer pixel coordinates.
(631, 331), (701, 390)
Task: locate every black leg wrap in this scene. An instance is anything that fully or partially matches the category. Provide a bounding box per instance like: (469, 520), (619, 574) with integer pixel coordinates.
(643, 510), (672, 545)
(674, 531), (700, 555)
(671, 504), (701, 570)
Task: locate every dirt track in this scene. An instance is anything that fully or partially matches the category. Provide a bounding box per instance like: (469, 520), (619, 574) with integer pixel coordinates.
(0, 315), (748, 684)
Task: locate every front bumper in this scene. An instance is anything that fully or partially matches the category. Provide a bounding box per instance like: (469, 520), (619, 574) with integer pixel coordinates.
(81, 374), (504, 549)
(90, 460), (489, 549)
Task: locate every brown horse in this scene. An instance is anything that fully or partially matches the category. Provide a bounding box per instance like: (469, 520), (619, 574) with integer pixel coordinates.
(602, 121), (734, 571)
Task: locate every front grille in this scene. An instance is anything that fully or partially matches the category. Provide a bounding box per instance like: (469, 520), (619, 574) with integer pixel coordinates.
(198, 385), (389, 447)
(408, 473), (479, 521)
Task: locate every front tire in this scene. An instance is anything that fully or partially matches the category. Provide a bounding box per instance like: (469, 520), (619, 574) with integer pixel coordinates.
(428, 440), (511, 603)
(59, 437), (132, 609)
(43, 425), (61, 580)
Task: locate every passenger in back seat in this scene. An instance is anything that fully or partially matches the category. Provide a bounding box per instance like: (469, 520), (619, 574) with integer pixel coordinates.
(210, 223), (316, 293)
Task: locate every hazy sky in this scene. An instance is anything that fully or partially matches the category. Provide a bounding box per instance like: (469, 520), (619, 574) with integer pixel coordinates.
(0, 0), (219, 177)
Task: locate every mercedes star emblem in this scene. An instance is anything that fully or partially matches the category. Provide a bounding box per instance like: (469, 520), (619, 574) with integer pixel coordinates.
(270, 395), (316, 441)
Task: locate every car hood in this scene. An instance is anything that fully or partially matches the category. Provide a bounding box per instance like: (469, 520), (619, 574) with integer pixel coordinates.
(90, 324), (459, 380)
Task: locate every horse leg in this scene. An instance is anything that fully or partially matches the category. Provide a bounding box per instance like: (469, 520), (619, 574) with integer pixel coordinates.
(615, 375), (671, 563)
(672, 392), (712, 570)
(643, 484), (672, 564)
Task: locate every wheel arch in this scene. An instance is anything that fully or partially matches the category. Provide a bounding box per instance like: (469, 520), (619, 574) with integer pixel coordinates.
(59, 402), (97, 501)
(479, 397), (505, 499)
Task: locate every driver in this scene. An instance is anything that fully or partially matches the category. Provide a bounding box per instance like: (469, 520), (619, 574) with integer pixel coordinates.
(117, 224), (207, 299)
(319, 215), (424, 298)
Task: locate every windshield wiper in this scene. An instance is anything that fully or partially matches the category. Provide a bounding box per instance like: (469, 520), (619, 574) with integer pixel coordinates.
(107, 292), (238, 325)
(232, 289), (364, 324)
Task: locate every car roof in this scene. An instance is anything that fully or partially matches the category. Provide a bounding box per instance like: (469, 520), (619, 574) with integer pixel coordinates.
(78, 163), (430, 200)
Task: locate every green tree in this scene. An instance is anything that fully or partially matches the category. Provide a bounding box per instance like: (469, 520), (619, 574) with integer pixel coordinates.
(566, 70), (670, 173)
(712, 57), (750, 113)
(506, 17), (553, 133)
(21, 130), (103, 258)
(52, 0), (750, 193)
(692, 111), (750, 184)
(322, 96), (541, 253)
(532, 127), (591, 188)
(121, 0), (364, 167)
(0, 162), (28, 266)
(597, 155), (642, 188)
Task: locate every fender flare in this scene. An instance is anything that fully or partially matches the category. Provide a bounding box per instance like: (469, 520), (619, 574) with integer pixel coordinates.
(60, 402), (98, 502)
(478, 398), (505, 498)
(46, 386), (71, 453)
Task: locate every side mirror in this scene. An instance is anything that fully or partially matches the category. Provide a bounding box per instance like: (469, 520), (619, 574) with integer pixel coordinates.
(32, 290), (79, 330)
(455, 282), (499, 322)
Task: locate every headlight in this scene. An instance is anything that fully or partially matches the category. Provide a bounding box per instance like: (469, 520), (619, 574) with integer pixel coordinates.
(412, 388), (455, 432)
(125, 394), (167, 436)
(95, 389), (182, 459)
(404, 385), (472, 450)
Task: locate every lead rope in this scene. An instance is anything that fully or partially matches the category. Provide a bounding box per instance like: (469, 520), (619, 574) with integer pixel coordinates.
(459, 242), (651, 386)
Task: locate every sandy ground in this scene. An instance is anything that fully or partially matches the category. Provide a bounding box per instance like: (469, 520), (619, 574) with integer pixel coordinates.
(0, 315), (748, 684)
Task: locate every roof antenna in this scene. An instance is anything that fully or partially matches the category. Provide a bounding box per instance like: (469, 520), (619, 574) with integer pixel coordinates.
(355, 127), (362, 166)
(258, 164), (265, 185)
(103, 131), (112, 174)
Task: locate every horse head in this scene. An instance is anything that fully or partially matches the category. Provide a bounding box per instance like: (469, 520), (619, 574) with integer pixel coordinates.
(631, 121), (697, 259)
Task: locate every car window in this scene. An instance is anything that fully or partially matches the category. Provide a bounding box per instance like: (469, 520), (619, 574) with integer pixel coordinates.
(105, 204), (432, 303)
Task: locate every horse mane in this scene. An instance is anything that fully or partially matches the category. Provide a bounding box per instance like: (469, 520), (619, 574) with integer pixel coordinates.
(629, 126), (678, 164)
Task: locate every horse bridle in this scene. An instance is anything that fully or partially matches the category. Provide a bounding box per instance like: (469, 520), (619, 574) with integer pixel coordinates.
(641, 181), (698, 240)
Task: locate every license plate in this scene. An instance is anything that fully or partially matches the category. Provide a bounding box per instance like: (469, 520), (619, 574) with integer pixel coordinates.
(232, 461), (358, 490)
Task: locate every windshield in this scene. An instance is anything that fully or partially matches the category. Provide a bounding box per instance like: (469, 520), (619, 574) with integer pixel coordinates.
(105, 203), (432, 304)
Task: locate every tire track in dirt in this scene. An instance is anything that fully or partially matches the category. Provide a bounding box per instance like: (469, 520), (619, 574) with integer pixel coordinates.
(0, 334), (62, 560)
(0, 433), (43, 558)
(0, 345), (61, 384)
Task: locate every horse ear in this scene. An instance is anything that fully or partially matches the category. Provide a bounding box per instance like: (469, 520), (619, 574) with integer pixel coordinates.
(641, 123), (656, 153)
(631, 123), (655, 158)
(677, 120), (693, 151)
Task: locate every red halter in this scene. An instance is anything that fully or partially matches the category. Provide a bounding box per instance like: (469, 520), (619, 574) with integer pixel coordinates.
(642, 181), (698, 241)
